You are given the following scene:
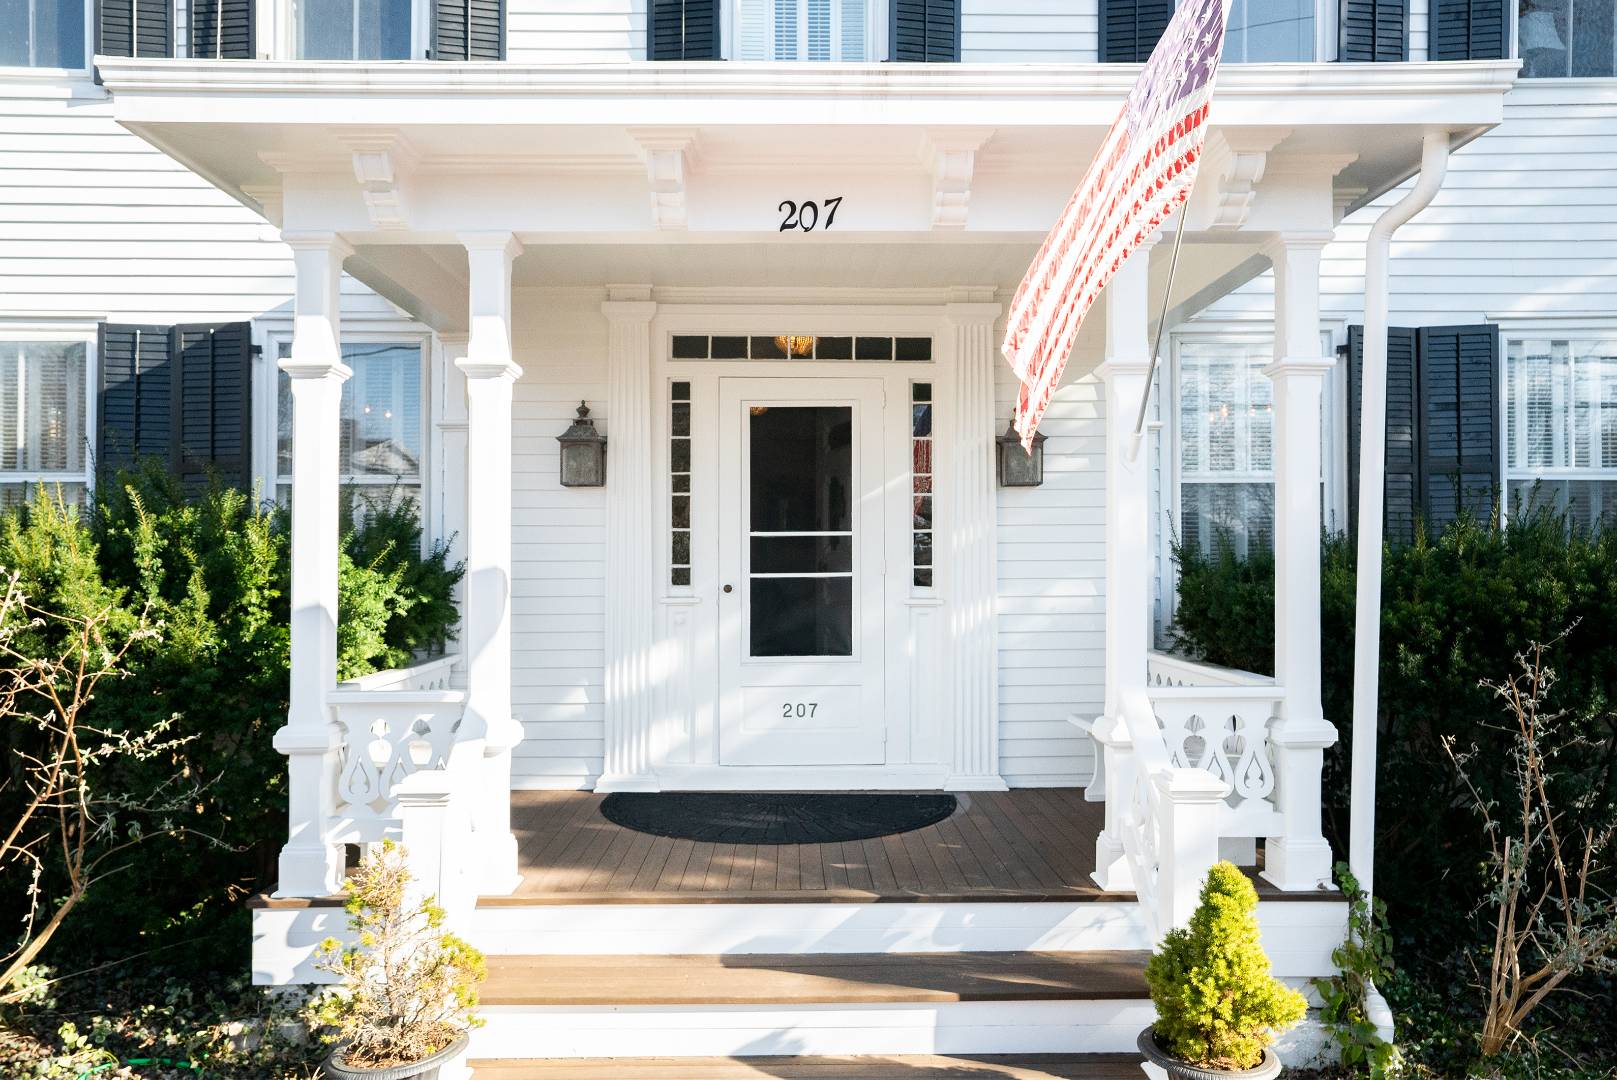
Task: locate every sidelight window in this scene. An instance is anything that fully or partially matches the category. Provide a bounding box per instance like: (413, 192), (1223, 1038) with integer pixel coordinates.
(670, 380), (693, 587)
(911, 381), (933, 588)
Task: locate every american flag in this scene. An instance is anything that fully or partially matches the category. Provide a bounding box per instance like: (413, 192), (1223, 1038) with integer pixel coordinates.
(1001, 0), (1231, 449)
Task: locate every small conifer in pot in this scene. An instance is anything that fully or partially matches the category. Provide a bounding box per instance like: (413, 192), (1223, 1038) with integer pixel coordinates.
(1139, 861), (1308, 1078)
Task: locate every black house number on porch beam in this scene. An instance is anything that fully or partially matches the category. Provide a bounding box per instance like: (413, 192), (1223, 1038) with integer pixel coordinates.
(779, 197), (843, 232)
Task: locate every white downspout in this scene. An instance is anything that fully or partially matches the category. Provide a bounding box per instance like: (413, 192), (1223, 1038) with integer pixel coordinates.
(1349, 128), (1451, 904)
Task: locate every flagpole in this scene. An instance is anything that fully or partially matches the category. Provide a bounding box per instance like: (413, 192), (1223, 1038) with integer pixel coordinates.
(1125, 205), (1189, 463)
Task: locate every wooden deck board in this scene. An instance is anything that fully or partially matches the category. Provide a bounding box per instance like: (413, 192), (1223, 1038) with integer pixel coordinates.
(469, 1055), (1146, 1079)
(479, 951), (1151, 1006)
(486, 789), (1337, 905)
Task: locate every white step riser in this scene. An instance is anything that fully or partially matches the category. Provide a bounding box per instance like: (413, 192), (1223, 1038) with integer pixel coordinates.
(468, 1001), (1156, 1059)
(466, 902), (1151, 957)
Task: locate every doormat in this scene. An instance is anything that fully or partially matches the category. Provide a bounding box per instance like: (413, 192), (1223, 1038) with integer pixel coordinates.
(599, 792), (958, 845)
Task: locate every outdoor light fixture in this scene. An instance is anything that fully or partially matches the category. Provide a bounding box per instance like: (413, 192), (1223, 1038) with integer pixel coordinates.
(557, 400), (607, 487)
(774, 335), (815, 358)
(996, 421), (1046, 487)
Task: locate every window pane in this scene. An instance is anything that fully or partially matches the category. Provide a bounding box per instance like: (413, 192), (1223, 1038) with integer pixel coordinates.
(1182, 482), (1275, 557)
(277, 341), (422, 482)
(301, 0), (411, 59)
(751, 533), (852, 573)
(750, 576), (852, 656)
(0, 0), (85, 67)
(1510, 478), (1617, 531)
(1178, 341), (1273, 476)
(749, 405), (852, 533)
(736, 0), (867, 60)
(1223, 0), (1313, 61)
(1521, 0), (1617, 78)
(0, 341), (87, 474)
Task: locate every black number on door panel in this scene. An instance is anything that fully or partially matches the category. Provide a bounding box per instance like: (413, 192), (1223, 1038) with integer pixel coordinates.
(781, 702), (819, 718)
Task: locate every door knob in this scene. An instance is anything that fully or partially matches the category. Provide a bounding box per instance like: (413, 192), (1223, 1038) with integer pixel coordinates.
(723, 584), (734, 594)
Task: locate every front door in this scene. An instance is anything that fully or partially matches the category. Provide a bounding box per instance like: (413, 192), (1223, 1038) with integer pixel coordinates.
(717, 377), (886, 766)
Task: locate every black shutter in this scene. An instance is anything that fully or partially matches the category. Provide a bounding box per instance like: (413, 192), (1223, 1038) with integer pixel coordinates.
(171, 323), (254, 489)
(98, 324), (174, 474)
(1346, 324), (1422, 544)
(98, 0), (174, 57)
(1100, 0), (1173, 62)
(1417, 324), (1499, 530)
(891, 0), (960, 62)
(433, 0), (504, 60)
(1430, 0), (1507, 59)
(1338, 0), (1407, 61)
(99, 322), (253, 488)
(190, 0), (255, 58)
(648, 0), (721, 60)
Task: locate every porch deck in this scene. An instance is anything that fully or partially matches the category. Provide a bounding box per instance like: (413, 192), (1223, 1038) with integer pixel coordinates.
(487, 789), (1322, 905)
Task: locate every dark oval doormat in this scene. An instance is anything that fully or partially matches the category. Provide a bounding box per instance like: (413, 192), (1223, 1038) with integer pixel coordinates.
(599, 792), (958, 845)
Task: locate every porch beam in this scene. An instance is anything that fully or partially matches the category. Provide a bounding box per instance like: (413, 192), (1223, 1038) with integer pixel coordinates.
(1262, 232), (1339, 892)
(458, 232), (525, 894)
(1089, 235), (1159, 891)
(599, 286), (661, 792)
(943, 294), (1006, 791)
(272, 231), (352, 898)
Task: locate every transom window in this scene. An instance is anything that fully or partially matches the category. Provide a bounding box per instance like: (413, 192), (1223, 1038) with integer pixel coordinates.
(276, 339), (425, 508)
(1504, 335), (1617, 529)
(1519, 0), (1617, 77)
(0, 339), (90, 507)
(735, 0), (870, 60)
(671, 335), (931, 362)
(296, 0), (412, 59)
(0, 0), (85, 68)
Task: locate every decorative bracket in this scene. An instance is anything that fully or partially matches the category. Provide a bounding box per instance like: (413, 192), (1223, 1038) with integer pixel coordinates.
(1202, 129), (1290, 231)
(921, 128), (995, 231)
(628, 129), (701, 231)
(334, 129), (418, 231)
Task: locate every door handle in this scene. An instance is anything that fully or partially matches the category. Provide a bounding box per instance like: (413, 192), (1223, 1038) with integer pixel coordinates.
(723, 584), (734, 594)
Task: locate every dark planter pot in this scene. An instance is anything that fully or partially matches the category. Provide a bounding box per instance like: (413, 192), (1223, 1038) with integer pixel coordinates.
(1137, 1028), (1282, 1080)
(324, 1034), (469, 1080)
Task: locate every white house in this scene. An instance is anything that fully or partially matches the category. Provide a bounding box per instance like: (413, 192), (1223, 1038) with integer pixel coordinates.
(2, 0), (1609, 1075)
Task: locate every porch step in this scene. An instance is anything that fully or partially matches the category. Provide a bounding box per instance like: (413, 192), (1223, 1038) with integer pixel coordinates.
(481, 951), (1150, 1006)
(468, 1054), (1146, 1078)
(468, 951), (1154, 1059)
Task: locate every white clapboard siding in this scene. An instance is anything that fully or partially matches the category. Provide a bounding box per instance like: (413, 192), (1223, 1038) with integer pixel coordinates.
(0, 82), (392, 324)
(1201, 81), (1617, 327)
(995, 352), (1105, 789)
(962, 0), (1097, 62)
(509, 288), (610, 788)
(508, 0), (646, 63)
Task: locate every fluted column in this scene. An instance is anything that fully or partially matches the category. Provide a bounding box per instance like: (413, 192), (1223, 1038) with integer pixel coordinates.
(598, 286), (660, 792)
(944, 298), (1006, 791)
(1091, 235), (1158, 891)
(272, 232), (351, 897)
(1262, 234), (1339, 891)
(457, 232), (524, 894)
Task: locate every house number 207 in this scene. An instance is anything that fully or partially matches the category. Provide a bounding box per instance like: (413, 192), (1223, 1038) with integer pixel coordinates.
(782, 702), (819, 718)
(778, 197), (843, 232)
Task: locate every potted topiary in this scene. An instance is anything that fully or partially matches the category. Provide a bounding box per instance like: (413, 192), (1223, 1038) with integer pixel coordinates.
(314, 840), (487, 1080)
(1139, 861), (1309, 1079)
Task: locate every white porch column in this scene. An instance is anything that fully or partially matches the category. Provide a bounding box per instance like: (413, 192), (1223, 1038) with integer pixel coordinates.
(1262, 234), (1339, 891)
(272, 233), (352, 897)
(1091, 235), (1158, 891)
(435, 333), (470, 615)
(599, 286), (660, 791)
(943, 295), (1006, 791)
(457, 233), (524, 893)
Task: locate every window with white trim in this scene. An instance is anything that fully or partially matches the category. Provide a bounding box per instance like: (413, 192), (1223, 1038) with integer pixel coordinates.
(295, 0), (412, 58)
(0, 0), (86, 67)
(0, 338), (91, 508)
(1504, 334), (1617, 530)
(735, 0), (870, 60)
(276, 339), (426, 511)
(1176, 340), (1276, 557)
(1519, 0), (1616, 78)
(1223, 0), (1315, 61)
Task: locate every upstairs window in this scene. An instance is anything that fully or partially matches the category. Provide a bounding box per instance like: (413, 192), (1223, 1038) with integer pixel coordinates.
(1519, 0), (1616, 76)
(1, 0), (86, 68)
(1505, 335), (1617, 529)
(297, 0), (412, 58)
(736, 0), (870, 60)
(1223, 0), (1315, 60)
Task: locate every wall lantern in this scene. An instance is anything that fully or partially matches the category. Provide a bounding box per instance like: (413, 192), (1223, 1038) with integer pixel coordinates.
(557, 401), (607, 487)
(996, 421), (1046, 487)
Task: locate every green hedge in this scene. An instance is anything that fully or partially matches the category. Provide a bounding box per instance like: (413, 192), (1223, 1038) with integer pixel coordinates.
(0, 471), (463, 965)
(1170, 512), (1617, 967)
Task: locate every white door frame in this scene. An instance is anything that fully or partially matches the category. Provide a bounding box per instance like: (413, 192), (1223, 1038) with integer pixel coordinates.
(640, 302), (966, 791)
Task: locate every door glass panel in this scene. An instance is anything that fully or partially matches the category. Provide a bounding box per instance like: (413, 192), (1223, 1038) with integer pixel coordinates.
(748, 405), (853, 657)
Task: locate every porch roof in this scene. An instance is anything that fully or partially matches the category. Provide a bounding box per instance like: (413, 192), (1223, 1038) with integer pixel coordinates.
(97, 58), (1518, 333)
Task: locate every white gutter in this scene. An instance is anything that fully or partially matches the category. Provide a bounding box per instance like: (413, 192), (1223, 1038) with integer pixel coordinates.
(1349, 127), (1451, 905)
